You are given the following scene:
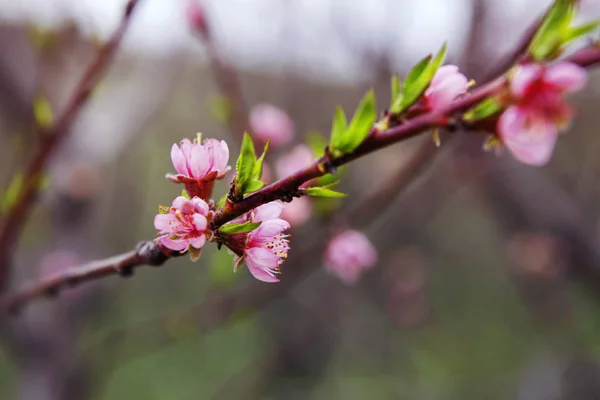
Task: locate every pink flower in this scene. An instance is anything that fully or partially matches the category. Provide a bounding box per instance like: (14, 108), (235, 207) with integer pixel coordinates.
(275, 144), (314, 179)
(498, 62), (587, 166)
(154, 196), (211, 259)
(324, 230), (378, 285)
(249, 104), (295, 148)
(167, 136), (230, 199)
(281, 197), (312, 226)
(424, 65), (469, 110)
(186, 1), (209, 37)
(220, 202), (290, 283)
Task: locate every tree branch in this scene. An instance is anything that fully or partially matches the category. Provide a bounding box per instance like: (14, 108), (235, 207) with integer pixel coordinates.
(0, 0), (141, 290)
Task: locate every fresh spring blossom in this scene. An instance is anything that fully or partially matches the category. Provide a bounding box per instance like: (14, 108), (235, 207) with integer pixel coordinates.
(498, 62), (587, 166)
(324, 230), (378, 285)
(220, 202), (290, 283)
(249, 104), (295, 148)
(154, 196), (211, 260)
(424, 65), (469, 110)
(167, 135), (230, 200)
(275, 144), (315, 225)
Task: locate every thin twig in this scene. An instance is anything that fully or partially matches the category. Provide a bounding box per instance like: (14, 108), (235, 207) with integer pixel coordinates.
(0, 0), (142, 290)
(2, 45), (600, 313)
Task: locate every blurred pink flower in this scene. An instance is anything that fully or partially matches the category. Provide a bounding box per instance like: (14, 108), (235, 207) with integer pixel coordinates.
(498, 62), (587, 166)
(186, 1), (209, 37)
(275, 144), (314, 179)
(167, 136), (230, 199)
(281, 197), (312, 226)
(221, 202), (290, 283)
(154, 196), (211, 257)
(424, 65), (469, 110)
(324, 230), (378, 285)
(249, 104), (295, 148)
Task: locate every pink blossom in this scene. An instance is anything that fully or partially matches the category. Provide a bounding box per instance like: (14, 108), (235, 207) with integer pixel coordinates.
(281, 197), (312, 226)
(324, 230), (378, 285)
(498, 62), (587, 166)
(186, 1), (209, 37)
(167, 136), (230, 199)
(249, 104), (295, 148)
(154, 196), (211, 257)
(424, 65), (469, 110)
(221, 202), (290, 283)
(275, 144), (314, 179)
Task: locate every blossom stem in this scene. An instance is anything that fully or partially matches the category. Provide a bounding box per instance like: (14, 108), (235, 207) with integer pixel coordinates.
(0, 0), (141, 291)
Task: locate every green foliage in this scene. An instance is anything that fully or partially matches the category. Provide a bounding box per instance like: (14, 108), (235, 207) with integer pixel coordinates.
(391, 43), (447, 114)
(329, 90), (376, 156)
(181, 189), (190, 199)
(233, 133), (268, 198)
(529, 0), (599, 60)
(391, 75), (402, 107)
(33, 95), (54, 128)
(218, 221), (261, 235)
(302, 182), (347, 198)
(0, 173), (23, 214)
(463, 98), (503, 121)
(306, 130), (328, 158)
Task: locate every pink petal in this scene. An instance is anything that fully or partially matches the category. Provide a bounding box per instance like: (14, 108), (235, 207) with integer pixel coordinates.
(249, 103), (295, 148)
(253, 202), (284, 222)
(245, 247), (280, 283)
(154, 214), (175, 233)
(172, 196), (191, 212)
(511, 64), (543, 98)
(251, 219), (290, 239)
(171, 144), (189, 176)
(189, 145), (210, 179)
(498, 106), (558, 166)
(545, 61), (588, 92)
(191, 197), (209, 215)
(192, 214), (207, 232)
(189, 235), (206, 249)
(275, 144), (314, 179)
(158, 237), (189, 252)
(205, 139), (229, 172)
(430, 65), (459, 86)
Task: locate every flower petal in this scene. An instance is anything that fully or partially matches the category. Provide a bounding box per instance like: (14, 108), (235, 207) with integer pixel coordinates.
(245, 247), (280, 283)
(172, 196), (191, 212)
(189, 235), (206, 249)
(252, 202), (285, 222)
(511, 64), (542, 98)
(190, 145), (210, 180)
(171, 144), (189, 175)
(158, 237), (189, 252)
(191, 197), (209, 215)
(251, 219), (290, 238)
(192, 214), (207, 232)
(545, 61), (588, 92)
(154, 214), (175, 233)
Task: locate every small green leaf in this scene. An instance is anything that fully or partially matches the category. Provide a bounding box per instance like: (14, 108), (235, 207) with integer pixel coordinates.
(463, 97), (503, 121)
(329, 106), (348, 152)
(234, 132), (257, 195)
(344, 89), (376, 151)
(303, 186), (347, 198)
(181, 189), (190, 199)
(252, 140), (269, 181)
(529, 0), (576, 60)
(219, 221), (262, 235)
(390, 75), (402, 112)
(0, 173), (23, 214)
(157, 204), (170, 215)
(33, 95), (54, 128)
(217, 193), (228, 208)
(564, 19), (600, 44)
(306, 130), (328, 158)
(245, 179), (264, 193)
(397, 43), (447, 113)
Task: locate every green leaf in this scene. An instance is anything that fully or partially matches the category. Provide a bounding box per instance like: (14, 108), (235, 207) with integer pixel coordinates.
(564, 19), (600, 44)
(463, 97), (503, 121)
(219, 221), (262, 235)
(33, 95), (54, 128)
(234, 132), (257, 195)
(391, 75), (402, 109)
(181, 189), (190, 199)
(306, 130), (328, 158)
(529, 0), (576, 60)
(245, 179), (264, 193)
(396, 43), (447, 113)
(0, 173), (23, 214)
(252, 140), (269, 181)
(329, 106), (348, 153)
(217, 192), (228, 208)
(303, 186), (347, 198)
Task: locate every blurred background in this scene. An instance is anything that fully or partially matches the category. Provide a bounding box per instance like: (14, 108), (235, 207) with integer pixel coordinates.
(1, 0), (600, 399)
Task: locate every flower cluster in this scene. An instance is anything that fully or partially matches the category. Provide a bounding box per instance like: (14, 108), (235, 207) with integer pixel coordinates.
(498, 61), (587, 166)
(219, 202), (290, 282)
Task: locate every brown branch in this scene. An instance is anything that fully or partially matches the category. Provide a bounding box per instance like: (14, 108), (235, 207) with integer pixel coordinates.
(0, 241), (173, 313)
(0, 0), (142, 290)
(2, 44), (600, 314)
